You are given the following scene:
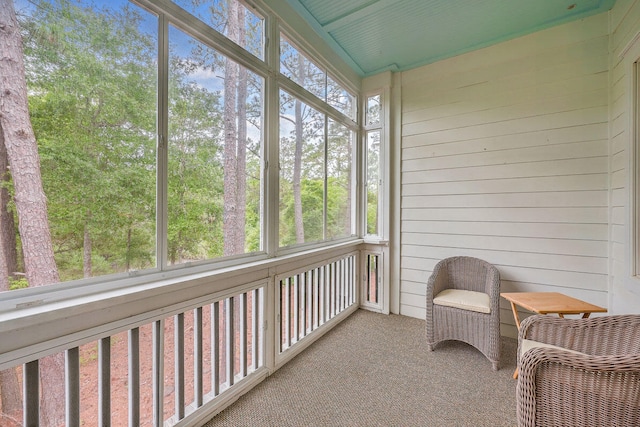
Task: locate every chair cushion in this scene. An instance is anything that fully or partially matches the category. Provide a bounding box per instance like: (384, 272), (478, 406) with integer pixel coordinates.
(520, 339), (586, 358)
(433, 289), (491, 314)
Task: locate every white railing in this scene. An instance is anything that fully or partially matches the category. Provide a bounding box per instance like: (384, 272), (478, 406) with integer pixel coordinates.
(276, 253), (358, 364)
(18, 284), (265, 427)
(361, 249), (384, 312)
(0, 244), (368, 426)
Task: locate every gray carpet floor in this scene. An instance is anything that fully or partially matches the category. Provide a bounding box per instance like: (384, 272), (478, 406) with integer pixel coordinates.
(205, 309), (518, 427)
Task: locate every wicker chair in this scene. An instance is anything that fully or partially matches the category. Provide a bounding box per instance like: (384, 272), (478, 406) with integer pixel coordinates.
(425, 256), (501, 370)
(517, 314), (640, 427)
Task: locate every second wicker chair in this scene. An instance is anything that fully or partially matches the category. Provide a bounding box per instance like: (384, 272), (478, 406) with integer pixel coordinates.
(516, 314), (640, 427)
(425, 256), (501, 370)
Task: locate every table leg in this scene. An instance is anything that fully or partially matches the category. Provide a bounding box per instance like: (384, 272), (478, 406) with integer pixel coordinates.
(509, 302), (521, 379)
(509, 302), (521, 329)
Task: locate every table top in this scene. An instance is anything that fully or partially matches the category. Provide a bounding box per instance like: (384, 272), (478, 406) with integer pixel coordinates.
(500, 292), (607, 315)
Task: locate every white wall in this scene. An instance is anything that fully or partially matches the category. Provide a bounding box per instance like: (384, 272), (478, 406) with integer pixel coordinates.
(397, 13), (612, 337)
(609, 0), (640, 314)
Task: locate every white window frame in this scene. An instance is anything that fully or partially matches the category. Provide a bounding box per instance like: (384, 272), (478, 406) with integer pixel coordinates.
(0, 0), (362, 306)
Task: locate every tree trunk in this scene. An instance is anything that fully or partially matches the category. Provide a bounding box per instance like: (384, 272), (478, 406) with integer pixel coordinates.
(0, 124), (21, 424)
(222, 1), (239, 256)
(0, 2), (64, 425)
(235, 6), (247, 253)
(0, 128), (18, 277)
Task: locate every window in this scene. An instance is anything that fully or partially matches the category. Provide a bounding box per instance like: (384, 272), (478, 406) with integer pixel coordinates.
(279, 90), (325, 246)
(171, 0), (264, 60)
(167, 25), (264, 264)
(365, 94), (382, 237)
(327, 119), (354, 239)
(1, 0), (358, 295)
(278, 35), (356, 248)
(279, 35), (356, 119)
(280, 36), (325, 100)
(18, 0), (159, 282)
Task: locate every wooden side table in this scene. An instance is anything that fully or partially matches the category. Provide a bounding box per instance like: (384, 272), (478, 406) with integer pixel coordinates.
(500, 292), (607, 378)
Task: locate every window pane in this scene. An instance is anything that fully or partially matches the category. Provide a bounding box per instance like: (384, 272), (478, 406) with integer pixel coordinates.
(168, 25), (263, 264)
(172, 0), (264, 60)
(366, 131), (381, 236)
(19, 0), (157, 284)
(280, 36), (325, 100)
(327, 76), (356, 119)
(327, 120), (353, 239)
(366, 94), (381, 127)
(279, 90), (325, 247)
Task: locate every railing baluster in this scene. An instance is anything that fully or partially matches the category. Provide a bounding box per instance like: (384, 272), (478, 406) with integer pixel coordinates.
(194, 307), (203, 408)
(318, 265), (327, 325)
(225, 297), (235, 387)
(340, 259), (345, 311)
(128, 328), (140, 427)
(350, 255), (355, 305)
(252, 289), (259, 370)
(212, 301), (220, 396)
(338, 260), (342, 312)
(372, 254), (377, 303)
(240, 292), (247, 377)
(153, 319), (164, 427)
(65, 347), (80, 427)
(331, 263), (337, 318)
(175, 313), (185, 420)
(293, 275), (299, 343)
(98, 337), (111, 427)
(313, 268), (319, 329)
(24, 360), (39, 427)
(307, 270), (313, 333)
(346, 257), (350, 305)
(299, 273), (305, 338)
(283, 279), (290, 350)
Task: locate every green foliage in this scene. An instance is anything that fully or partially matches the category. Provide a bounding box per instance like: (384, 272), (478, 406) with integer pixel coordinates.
(9, 277), (29, 291)
(19, 1), (162, 278)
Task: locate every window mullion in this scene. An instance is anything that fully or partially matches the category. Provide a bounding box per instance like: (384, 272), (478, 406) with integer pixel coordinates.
(264, 13), (280, 257)
(157, 13), (169, 270)
(323, 115), (329, 241)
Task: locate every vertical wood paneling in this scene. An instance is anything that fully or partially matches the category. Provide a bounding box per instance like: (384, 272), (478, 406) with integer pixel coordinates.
(399, 13), (611, 334)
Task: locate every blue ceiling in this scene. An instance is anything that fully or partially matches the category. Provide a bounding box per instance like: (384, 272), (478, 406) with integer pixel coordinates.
(283, 0), (617, 76)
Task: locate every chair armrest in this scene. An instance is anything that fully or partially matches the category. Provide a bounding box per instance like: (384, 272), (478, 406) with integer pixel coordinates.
(483, 264), (500, 312)
(425, 260), (448, 306)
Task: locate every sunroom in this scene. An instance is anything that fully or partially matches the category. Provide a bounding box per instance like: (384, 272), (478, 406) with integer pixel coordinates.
(0, 0), (638, 425)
